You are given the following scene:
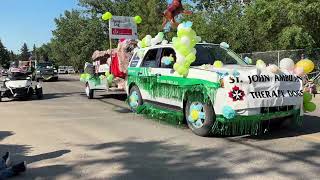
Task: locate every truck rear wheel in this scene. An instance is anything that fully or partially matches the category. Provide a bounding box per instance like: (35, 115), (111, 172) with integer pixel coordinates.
(129, 85), (143, 112)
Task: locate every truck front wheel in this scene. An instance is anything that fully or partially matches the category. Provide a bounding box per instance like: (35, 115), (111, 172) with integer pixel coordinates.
(185, 98), (215, 137)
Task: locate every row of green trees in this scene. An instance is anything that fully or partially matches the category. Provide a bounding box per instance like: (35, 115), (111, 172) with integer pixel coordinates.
(36, 0), (320, 70)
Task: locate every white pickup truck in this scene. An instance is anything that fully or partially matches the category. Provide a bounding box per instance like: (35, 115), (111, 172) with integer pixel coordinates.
(126, 43), (304, 136)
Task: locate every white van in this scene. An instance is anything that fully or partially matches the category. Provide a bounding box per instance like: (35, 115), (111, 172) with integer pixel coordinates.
(58, 66), (68, 74)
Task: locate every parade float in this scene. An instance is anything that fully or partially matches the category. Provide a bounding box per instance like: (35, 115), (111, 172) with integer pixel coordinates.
(126, 21), (317, 136)
(81, 13), (140, 99)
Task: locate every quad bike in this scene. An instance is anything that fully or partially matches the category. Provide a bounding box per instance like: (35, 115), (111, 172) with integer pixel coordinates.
(0, 72), (43, 102)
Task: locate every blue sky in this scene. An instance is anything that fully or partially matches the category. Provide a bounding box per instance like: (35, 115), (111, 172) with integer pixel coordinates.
(0, 0), (79, 53)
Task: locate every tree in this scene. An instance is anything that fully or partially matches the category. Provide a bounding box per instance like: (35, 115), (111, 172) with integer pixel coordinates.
(20, 43), (31, 61)
(0, 40), (10, 68)
(47, 10), (108, 69)
(9, 51), (16, 62)
(32, 44), (40, 61)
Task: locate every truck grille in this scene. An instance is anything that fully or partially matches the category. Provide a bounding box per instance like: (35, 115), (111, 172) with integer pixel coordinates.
(260, 106), (294, 114)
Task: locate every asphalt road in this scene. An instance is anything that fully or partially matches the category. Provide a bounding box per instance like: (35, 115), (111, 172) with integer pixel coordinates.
(1, 75), (320, 180)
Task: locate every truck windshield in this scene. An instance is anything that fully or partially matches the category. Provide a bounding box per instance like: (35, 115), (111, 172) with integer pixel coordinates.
(37, 63), (53, 69)
(192, 44), (247, 66)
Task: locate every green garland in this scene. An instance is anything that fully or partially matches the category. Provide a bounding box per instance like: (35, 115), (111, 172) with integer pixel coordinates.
(135, 102), (303, 136)
(127, 75), (219, 103)
(136, 103), (184, 126)
(212, 109), (303, 135)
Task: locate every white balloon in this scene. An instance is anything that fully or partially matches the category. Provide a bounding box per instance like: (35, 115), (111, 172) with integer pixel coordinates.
(150, 38), (157, 46)
(280, 58), (295, 70)
(196, 36), (202, 43)
(191, 48), (197, 55)
(137, 41), (142, 48)
(266, 64), (279, 74)
(181, 36), (191, 47)
(161, 40), (168, 45)
(145, 38), (151, 47)
(176, 52), (185, 64)
(155, 35), (163, 43)
(177, 24), (184, 31)
(146, 35), (152, 40)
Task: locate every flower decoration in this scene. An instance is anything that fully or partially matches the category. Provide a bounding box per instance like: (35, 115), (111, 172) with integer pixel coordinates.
(228, 86), (245, 101)
(232, 70), (240, 77)
(216, 71), (229, 78)
(180, 21), (193, 29)
(161, 55), (174, 66)
(129, 92), (139, 108)
(244, 57), (253, 64)
(222, 106), (236, 120)
(188, 103), (206, 128)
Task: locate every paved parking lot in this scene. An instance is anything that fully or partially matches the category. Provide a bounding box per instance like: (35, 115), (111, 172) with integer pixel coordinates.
(0, 75), (320, 180)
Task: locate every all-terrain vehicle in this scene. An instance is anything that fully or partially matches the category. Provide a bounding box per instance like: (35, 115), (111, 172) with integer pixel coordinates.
(0, 64), (43, 102)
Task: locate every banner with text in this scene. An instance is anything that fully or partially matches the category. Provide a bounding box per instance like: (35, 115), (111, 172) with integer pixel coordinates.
(109, 16), (138, 40)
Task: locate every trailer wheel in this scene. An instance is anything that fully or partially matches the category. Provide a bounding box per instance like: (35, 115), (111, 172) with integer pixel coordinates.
(36, 87), (43, 100)
(86, 83), (94, 99)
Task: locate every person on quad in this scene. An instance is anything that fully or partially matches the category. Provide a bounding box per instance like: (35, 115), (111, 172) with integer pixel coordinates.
(7, 61), (28, 80)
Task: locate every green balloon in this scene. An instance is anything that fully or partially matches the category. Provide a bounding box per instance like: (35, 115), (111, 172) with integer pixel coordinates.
(107, 74), (114, 82)
(303, 92), (312, 103)
(178, 46), (191, 57)
(158, 32), (164, 39)
(304, 102), (316, 112)
(134, 16), (142, 24)
(186, 53), (196, 63)
(102, 12), (113, 21)
(173, 63), (179, 71)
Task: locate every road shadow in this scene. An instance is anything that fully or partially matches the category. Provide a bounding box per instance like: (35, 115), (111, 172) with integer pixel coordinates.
(0, 131), (14, 141)
(0, 91), (83, 102)
(55, 77), (79, 82)
(37, 92), (83, 100)
(246, 115), (320, 140)
(96, 94), (127, 101)
(2, 130), (319, 179)
(76, 139), (320, 180)
(19, 164), (76, 180)
(96, 94), (131, 113)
